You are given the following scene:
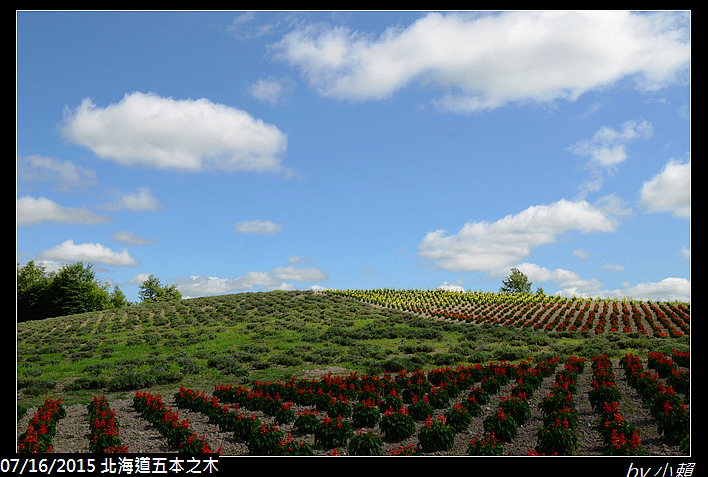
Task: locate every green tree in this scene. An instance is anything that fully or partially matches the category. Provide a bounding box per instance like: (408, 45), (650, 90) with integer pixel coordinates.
(109, 285), (131, 308)
(48, 262), (111, 317)
(138, 275), (182, 304)
(499, 268), (532, 295)
(16, 260), (52, 322)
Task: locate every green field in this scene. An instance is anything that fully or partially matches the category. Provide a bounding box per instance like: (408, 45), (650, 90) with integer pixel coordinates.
(16, 289), (689, 411)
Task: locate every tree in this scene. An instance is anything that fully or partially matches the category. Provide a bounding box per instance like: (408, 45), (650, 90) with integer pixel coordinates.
(48, 262), (111, 317)
(109, 285), (131, 308)
(17, 261), (114, 321)
(16, 260), (52, 322)
(138, 275), (182, 303)
(499, 268), (532, 295)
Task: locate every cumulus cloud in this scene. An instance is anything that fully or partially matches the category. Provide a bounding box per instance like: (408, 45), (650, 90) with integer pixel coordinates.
(175, 265), (328, 297)
(17, 195), (111, 226)
(128, 273), (153, 285)
(517, 262), (690, 301)
(235, 219), (283, 235)
(273, 11), (690, 112)
(17, 155), (98, 191)
(516, 263), (604, 297)
(61, 91), (292, 175)
(603, 277), (690, 302)
(37, 239), (140, 267)
(569, 120), (654, 198)
(639, 157), (691, 218)
(438, 280), (465, 292)
(417, 199), (617, 274)
(101, 187), (162, 212)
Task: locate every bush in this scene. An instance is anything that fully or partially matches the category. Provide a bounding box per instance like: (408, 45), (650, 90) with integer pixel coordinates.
(348, 430), (384, 456)
(65, 376), (109, 391)
(269, 354), (303, 367)
(467, 432), (503, 456)
(246, 422), (283, 455)
(352, 400), (380, 428)
(417, 415), (455, 453)
(444, 403), (473, 432)
(314, 414), (353, 448)
(379, 405), (416, 440)
(483, 407), (517, 443)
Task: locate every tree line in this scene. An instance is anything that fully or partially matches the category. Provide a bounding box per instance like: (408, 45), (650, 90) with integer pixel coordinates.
(16, 261), (182, 323)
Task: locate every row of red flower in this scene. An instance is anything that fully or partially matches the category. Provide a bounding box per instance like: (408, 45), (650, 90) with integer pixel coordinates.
(589, 354), (647, 455)
(530, 357), (584, 455)
(132, 390), (222, 454)
(87, 395), (129, 453)
(646, 350), (690, 395)
(402, 297), (688, 337)
(17, 398), (66, 453)
(174, 386), (314, 455)
(620, 352), (690, 452)
(466, 356), (563, 455)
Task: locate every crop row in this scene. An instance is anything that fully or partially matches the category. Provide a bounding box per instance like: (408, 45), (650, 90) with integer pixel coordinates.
(326, 288), (690, 337)
(17, 351), (689, 456)
(17, 398), (66, 453)
(530, 357), (584, 455)
(620, 351), (690, 451)
(132, 391), (221, 454)
(178, 351), (688, 456)
(589, 354), (647, 455)
(87, 395), (129, 453)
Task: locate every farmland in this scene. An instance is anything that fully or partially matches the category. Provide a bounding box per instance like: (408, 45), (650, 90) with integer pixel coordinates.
(16, 289), (690, 456)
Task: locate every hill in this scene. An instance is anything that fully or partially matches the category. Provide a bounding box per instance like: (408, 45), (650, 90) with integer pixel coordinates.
(16, 289), (690, 456)
(17, 289), (688, 408)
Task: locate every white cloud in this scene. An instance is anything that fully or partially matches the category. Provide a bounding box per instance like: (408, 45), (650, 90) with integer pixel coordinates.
(639, 157), (690, 218)
(273, 11), (689, 112)
(175, 264), (328, 297)
(250, 77), (294, 104)
(61, 91), (292, 175)
(602, 277), (690, 302)
(17, 195), (111, 226)
(680, 246), (690, 260)
(102, 187), (162, 212)
(17, 155), (98, 191)
(574, 249), (591, 260)
(235, 219), (283, 235)
(112, 231), (155, 246)
(417, 199), (617, 274)
(128, 273), (153, 285)
(602, 263), (626, 271)
(569, 120), (654, 198)
(516, 262), (603, 297)
(438, 280), (465, 292)
(37, 239), (140, 267)
(519, 262), (690, 301)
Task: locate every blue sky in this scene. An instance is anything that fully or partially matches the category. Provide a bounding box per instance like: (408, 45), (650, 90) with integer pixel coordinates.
(16, 11), (691, 303)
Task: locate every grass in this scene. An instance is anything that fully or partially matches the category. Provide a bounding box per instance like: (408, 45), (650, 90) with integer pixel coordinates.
(16, 290), (689, 410)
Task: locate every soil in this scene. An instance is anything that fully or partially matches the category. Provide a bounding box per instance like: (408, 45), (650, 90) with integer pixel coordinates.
(17, 359), (687, 457)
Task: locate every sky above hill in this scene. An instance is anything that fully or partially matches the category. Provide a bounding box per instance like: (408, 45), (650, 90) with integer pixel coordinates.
(16, 11), (691, 302)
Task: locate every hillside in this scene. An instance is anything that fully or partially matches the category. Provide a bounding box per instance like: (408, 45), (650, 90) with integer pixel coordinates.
(16, 289), (690, 456)
(17, 289), (688, 408)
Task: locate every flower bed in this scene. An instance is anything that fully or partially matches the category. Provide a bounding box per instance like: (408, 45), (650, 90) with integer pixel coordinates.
(620, 353), (690, 452)
(17, 398), (66, 453)
(133, 390), (220, 454)
(87, 395), (128, 453)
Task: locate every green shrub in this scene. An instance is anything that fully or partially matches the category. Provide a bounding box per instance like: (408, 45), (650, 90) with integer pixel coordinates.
(417, 415), (455, 453)
(348, 430), (384, 456)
